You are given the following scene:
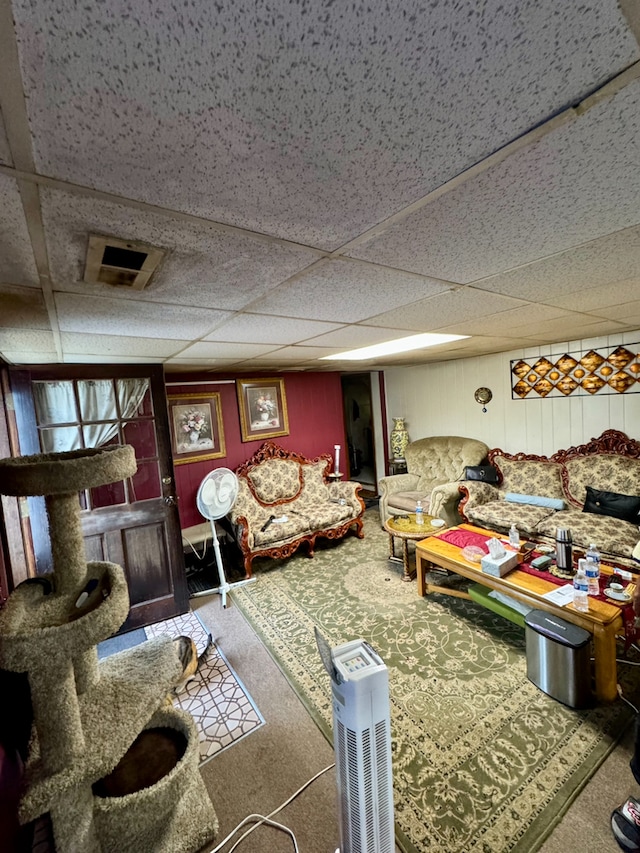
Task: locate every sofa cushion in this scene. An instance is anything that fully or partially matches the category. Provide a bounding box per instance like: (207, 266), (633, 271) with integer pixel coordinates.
(583, 486), (640, 523)
(248, 459), (302, 503)
(492, 456), (565, 499)
(534, 510), (639, 559)
(301, 460), (332, 502)
(253, 514), (310, 546)
(465, 500), (556, 537)
(564, 454), (640, 507)
(288, 497), (353, 529)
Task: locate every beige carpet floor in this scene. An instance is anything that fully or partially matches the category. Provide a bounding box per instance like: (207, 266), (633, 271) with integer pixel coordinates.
(192, 590), (639, 853)
(192, 524), (640, 853)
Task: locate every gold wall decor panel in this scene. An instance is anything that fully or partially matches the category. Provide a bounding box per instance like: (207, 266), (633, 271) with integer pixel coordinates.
(511, 344), (640, 399)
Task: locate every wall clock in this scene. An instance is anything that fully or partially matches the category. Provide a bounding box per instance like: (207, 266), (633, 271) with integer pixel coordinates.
(474, 387), (492, 412)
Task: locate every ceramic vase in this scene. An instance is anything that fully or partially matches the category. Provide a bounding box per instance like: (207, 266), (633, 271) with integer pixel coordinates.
(390, 417), (409, 462)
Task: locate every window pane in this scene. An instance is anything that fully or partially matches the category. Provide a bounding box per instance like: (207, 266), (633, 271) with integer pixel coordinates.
(90, 480), (126, 509)
(82, 423), (120, 449)
(130, 461), (161, 501)
(78, 379), (116, 422)
(33, 381), (78, 425)
(117, 378), (151, 418)
(40, 426), (82, 453)
(122, 419), (157, 459)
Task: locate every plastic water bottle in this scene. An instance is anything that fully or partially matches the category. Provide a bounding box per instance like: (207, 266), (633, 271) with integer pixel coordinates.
(573, 563), (589, 612)
(585, 543), (601, 596)
(415, 500), (424, 525)
(508, 523), (519, 548)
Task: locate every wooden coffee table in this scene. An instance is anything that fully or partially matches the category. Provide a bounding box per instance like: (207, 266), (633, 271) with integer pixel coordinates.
(383, 513), (447, 582)
(415, 523), (626, 703)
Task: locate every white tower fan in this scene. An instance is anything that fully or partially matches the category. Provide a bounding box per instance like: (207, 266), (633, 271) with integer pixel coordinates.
(195, 468), (255, 607)
(315, 628), (395, 853)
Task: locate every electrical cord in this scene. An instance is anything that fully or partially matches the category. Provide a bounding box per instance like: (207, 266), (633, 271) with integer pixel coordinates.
(208, 763), (335, 853)
(617, 684), (640, 715)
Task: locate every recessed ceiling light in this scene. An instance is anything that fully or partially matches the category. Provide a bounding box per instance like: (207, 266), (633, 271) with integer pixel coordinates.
(320, 332), (469, 361)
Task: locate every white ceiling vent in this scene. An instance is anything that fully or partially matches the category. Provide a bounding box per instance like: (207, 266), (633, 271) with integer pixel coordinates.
(84, 235), (166, 290)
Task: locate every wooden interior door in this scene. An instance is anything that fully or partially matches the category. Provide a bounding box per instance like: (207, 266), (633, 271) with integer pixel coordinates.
(8, 364), (188, 631)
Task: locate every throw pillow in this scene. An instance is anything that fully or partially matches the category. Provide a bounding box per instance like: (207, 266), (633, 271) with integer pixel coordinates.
(583, 486), (640, 523)
(505, 492), (565, 510)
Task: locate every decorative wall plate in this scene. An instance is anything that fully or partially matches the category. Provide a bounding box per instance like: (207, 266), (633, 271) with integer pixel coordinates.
(474, 387), (492, 411)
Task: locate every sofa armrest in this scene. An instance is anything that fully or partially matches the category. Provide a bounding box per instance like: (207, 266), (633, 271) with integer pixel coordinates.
(430, 481), (465, 526)
(458, 481), (501, 521)
(378, 473), (420, 497)
(329, 480), (365, 514)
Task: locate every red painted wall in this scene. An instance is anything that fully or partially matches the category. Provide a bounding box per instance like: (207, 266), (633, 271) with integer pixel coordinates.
(169, 372), (346, 528)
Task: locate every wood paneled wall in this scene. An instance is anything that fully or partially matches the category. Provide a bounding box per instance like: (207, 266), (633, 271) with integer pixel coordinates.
(383, 330), (640, 457)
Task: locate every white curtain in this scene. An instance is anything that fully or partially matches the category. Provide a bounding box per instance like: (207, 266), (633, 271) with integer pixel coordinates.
(34, 379), (149, 453)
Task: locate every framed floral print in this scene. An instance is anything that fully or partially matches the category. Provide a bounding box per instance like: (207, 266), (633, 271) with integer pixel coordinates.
(236, 378), (289, 442)
(168, 393), (226, 465)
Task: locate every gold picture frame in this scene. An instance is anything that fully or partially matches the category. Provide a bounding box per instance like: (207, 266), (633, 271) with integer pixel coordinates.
(168, 393), (226, 465)
(236, 377), (289, 442)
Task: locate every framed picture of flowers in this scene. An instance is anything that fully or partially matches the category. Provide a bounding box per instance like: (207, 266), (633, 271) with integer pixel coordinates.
(168, 393), (226, 465)
(236, 377), (289, 443)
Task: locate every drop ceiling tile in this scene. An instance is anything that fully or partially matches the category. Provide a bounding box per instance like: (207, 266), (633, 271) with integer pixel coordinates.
(249, 259), (452, 322)
(520, 318), (627, 341)
(15, 0), (636, 248)
(0, 284), (50, 329)
(54, 292), (231, 338)
(366, 288), (524, 331)
(0, 175), (39, 285)
(60, 332), (191, 357)
(177, 341), (279, 359)
(205, 314), (342, 345)
(349, 79), (640, 281)
(62, 354), (167, 364)
(1, 351), (58, 364)
(469, 226), (640, 301)
(593, 300), (640, 323)
(251, 345), (338, 361)
(40, 189), (320, 309)
(0, 110), (13, 165)
(304, 325), (415, 349)
(164, 358), (242, 371)
(0, 329), (55, 351)
(545, 278), (640, 312)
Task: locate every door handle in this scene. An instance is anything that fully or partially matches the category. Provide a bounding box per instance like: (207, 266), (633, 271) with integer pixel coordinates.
(164, 495), (178, 506)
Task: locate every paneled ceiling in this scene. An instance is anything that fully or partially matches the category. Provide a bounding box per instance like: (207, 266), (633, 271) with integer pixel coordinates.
(1, 0), (639, 373)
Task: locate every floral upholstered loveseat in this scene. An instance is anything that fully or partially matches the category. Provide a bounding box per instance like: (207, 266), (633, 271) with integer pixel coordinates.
(457, 430), (640, 570)
(228, 441), (365, 576)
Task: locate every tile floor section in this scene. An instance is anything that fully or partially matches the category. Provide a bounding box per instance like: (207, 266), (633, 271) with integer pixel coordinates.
(145, 610), (264, 765)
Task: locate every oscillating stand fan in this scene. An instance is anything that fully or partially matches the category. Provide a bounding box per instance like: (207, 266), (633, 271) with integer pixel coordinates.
(195, 468), (255, 608)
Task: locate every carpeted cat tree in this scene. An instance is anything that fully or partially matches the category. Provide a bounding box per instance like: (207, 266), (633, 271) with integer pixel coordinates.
(0, 445), (218, 852)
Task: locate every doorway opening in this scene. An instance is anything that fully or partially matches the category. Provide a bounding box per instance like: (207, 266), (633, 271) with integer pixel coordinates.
(341, 373), (377, 496)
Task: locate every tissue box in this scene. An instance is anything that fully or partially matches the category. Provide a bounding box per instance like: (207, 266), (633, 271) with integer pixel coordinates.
(481, 552), (519, 577)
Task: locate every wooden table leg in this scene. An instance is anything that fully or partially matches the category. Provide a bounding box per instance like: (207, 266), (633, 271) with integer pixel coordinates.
(388, 533), (395, 560)
(592, 623), (619, 703)
(417, 552), (427, 596)
(401, 539), (415, 582)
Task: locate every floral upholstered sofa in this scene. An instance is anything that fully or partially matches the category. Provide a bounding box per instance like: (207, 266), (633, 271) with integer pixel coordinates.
(457, 429), (640, 570)
(228, 441), (365, 576)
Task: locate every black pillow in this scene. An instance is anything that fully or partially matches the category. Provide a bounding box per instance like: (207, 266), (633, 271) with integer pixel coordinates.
(583, 486), (640, 523)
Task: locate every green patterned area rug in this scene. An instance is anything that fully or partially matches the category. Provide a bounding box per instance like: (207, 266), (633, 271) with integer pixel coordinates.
(231, 509), (638, 853)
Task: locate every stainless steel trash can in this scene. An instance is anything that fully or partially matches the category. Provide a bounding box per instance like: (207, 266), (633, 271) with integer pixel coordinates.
(524, 610), (591, 708)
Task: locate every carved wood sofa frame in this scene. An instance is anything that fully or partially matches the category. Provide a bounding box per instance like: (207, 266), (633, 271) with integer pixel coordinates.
(229, 441), (365, 577)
